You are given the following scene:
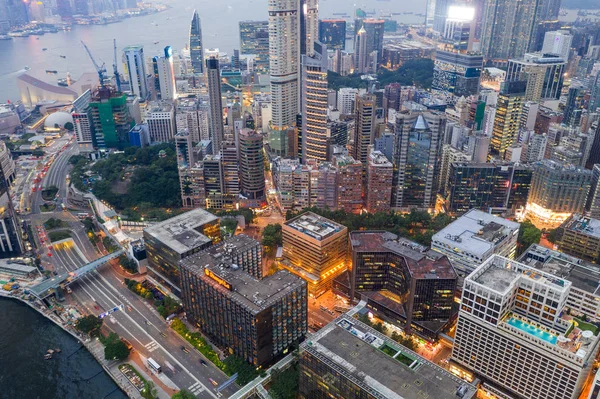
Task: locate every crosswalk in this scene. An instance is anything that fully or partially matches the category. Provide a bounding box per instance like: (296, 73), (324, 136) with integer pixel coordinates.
(188, 382), (203, 396)
(144, 340), (159, 352)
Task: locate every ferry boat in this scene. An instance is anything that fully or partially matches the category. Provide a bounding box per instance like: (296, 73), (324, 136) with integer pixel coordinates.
(46, 70), (58, 74)
(59, 55), (66, 59)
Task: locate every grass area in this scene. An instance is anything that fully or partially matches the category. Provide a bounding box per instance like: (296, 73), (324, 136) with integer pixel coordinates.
(380, 344), (398, 357)
(395, 352), (416, 367)
(40, 203), (56, 212)
(44, 217), (67, 230)
(48, 230), (71, 242)
(574, 318), (599, 335)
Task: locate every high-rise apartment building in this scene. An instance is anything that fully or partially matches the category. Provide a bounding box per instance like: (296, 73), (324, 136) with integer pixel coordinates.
(505, 52), (565, 101)
(301, 42), (329, 162)
(491, 82), (526, 157)
(452, 255), (600, 399)
(143, 209), (221, 295)
(206, 57), (224, 152)
(480, 0), (541, 62)
(152, 46), (177, 101)
(299, 315), (477, 399)
(189, 10), (204, 75)
(336, 87), (358, 115)
(145, 101), (176, 143)
(365, 150), (393, 213)
(542, 30), (573, 60)
(318, 19), (346, 50)
(352, 94), (377, 164)
(123, 45), (149, 100)
(432, 50), (483, 97)
(564, 82), (587, 128)
(526, 160), (593, 229)
(238, 129), (265, 206)
(432, 209), (520, 277)
(392, 112), (445, 211)
(332, 150), (363, 214)
(180, 235), (307, 367)
(239, 21), (270, 71)
(282, 212), (347, 296)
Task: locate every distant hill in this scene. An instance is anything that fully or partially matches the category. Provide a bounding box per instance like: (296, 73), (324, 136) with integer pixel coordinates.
(562, 0), (600, 9)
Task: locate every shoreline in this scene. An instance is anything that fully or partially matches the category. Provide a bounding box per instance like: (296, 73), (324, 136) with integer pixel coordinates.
(0, 291), (142, 399)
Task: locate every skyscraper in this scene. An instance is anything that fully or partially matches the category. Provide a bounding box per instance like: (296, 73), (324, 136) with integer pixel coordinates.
(392, 112), (445, 211)
(319, 19), (346, 50)
(206, 57), (224, 152)
(366, 150), (393, 213)
(355, 18), (385, 67)
(239, 21), (270, 71)
(480, 0), (541, 61)
(123, 45), (149, 100)
(542, 30), (573, 59)
(190, 10), (204, 75)
(152, 46), (177, 101)
(505, 52), (565, 101)
(433, 0), (451, 33)
(432, 50), (483, 97)
(145, 102), (176, 143)
(352, 93), (376, 165)
(0, 156), (22, 258)
(490, 82), (526, 157)
(238, 129), (265, 206)
(301, 42), (329, 162)
(354, 26), (369, 74)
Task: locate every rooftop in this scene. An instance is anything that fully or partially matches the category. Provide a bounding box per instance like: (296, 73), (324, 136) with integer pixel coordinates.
(351, 231), (456, 280)
(143, 209), (219, 254)
(303, 315), (477, 399)
(181, 250), (305, 313)
(284, 212), (346, 241)
(432, 209), (520, 256)
(563, 214), (600, 240)
(474, 265), (518, 294)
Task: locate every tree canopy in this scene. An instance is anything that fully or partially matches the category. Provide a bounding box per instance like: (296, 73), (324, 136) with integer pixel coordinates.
(517, 220), (542, 255)
(75, 315), (103, 336)
(262, 223), (283, 253)
(171, 390), (196, 399)
(103, 332), (130, 361)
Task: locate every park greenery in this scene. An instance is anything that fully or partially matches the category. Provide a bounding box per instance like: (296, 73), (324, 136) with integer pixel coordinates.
(118, 255), (137, 274)
(327, 58), (434, 91)
(69, 155), (91, 192)
(220, 217), (239, 237)
(141, 381), (158, 399)
(171, 390), (196, 399)
(358, 313), (418, 351)
(48, 230), (71, 242)
(44, 217), (67, 230)
(75, 314), (103, 336)
(41, 185), (58, 201)
(154, 296), (181, 319)
(262, 224), (283, 254)
(170, 318), (259, 384)
(125, 278), (153, 299)
(102, 236), (119, 253)
(286, 208), (454, 247)
(101, 332), (130, 361)
(517, 220), (542, 255)
(40, 203), (57, 212)
(90, 144), (180, 211)
(269, 364), (299, 399)
(212, 208), (256, 225)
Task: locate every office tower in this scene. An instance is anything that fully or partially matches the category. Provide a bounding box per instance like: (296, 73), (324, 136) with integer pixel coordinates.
(491, 82), (526, 157)
(383, 83), (402, 115)
(348, 232), (458, 339)
(480, 0), (540, 61)
(145, 102), (176, 143)
(557, 215), (600, 263)
(143, 208), (221, 295)
(542, 30), (573, 59)
(433, 0), (450, 33)
(432, 209), (520, 277)
(392, 112), (445, 211)
(336, 87), (358, 114)
(281, 212), (348, 296)
(452, 255), (600, 399)
(354, 26), (369, 74)
(180, 235), (307, 367)
(0, 158), (22, 258)
(327, 121), (349, 147)
(128, 124), (150, 148)
(365, 150), (393, 213)
(318, 19), (346, 50)
(206, 57), (224, 152)
(189, 10), (204, 75)
(443, 5), (476, 51)
(588, 165), (600, 219)
(1, 0), (28, 29)
(302, 42), (328, 162)
(238, 129), (265, 206)
(505, 53), (565, 101)
(355, 19), (385, 66)
(89, 88), (135, 149)
(123, 45), (149, 100)
(220, 141), (240, 200)
(564, 82), (587, 127)
(299, 315), (477, 399)
(526, 160), (593, 229)
(152, 46), (177, 101)
(239, 21), (270, 72)
(332, 151), (363, 214)
(432, 50), (483, 97)
(352, 94), (376, 164)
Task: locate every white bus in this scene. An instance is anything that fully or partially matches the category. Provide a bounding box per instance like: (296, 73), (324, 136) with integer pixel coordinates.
(147, 358), (162, 373)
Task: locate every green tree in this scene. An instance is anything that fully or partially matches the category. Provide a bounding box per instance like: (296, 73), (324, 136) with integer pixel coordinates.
(75, 315), (103, 336)
(171, 390), (196, 399)
(223, 355), (259, 385)
(141, 381), (158, 399)
(269, 364), (299, 399)
(547, 228), (561, 244)
(262, 223), (282, 252)
(103, 333), (130, 361)
(518, 220), (542, 255)
(64, 121), (74, 131)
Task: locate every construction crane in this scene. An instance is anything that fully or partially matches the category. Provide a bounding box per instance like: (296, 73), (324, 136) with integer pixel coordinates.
(81, 40), (107, 88)
(113, 39), (121, 92)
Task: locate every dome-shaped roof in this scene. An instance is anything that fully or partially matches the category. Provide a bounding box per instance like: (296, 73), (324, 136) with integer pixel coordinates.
(44, 112), (73, 128)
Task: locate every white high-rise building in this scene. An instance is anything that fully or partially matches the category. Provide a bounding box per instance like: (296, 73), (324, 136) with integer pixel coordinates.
(153, 46), (177, 101)
(145, 102), (176, 143)
(337, 87), (358, 115)
(542, 30), (573, 60)
(123, 45), (149, 100)
(452, 255), (600, 399)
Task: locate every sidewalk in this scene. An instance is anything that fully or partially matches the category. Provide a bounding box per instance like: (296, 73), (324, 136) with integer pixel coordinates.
(129, 351), (178, 399)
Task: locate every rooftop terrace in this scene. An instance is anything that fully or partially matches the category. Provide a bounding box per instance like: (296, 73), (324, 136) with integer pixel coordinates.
(284, 212), (346, 241)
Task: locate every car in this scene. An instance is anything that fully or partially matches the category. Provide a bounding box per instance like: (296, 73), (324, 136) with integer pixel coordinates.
(200, 359), (207, 367)
(209, 378), (218, 386)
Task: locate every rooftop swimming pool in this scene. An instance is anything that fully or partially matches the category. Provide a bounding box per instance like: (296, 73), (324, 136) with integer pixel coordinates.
(505, 317), (558, 345)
